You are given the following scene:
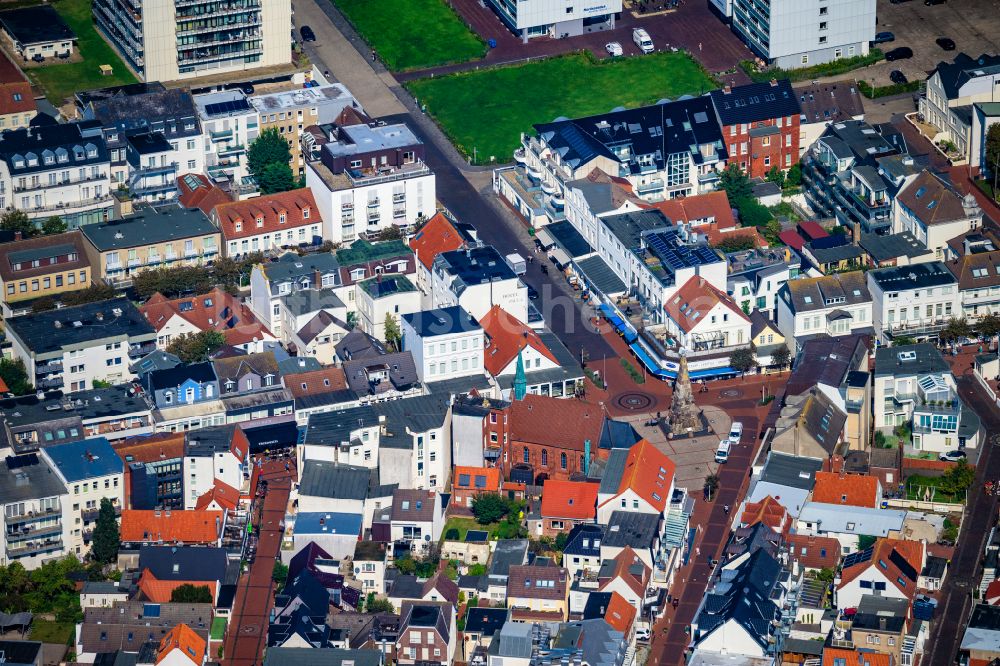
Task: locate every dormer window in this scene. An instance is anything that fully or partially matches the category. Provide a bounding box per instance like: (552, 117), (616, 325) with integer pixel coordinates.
(256, 216), (264, 228)
(164, 391), (173, 404)
(225, 380), (235, 392)
(263, 374), (274, 386)
(234, 220), (242, 232)
(107, 132), (118, 142)
(302, 207), (310, 219)
(279, 211), (287, 224)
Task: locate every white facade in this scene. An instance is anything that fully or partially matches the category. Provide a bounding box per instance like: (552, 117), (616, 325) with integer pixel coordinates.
(183, 449), (246, 509)
(430, 260), (528, 323)
(194, 90), (260, 187)
(484, 0), (622, 41)
(921, 59), (1000, 159)
(867, 264), (961, 345)
(356, 277), (422, 344)
(401, 308), (485, 383)
(663, 299), (752, 352)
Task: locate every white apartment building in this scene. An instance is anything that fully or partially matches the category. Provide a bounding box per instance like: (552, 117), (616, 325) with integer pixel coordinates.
(431, 246), (528, 323)
(662, 276), (753, 352)
(304, 119), (435, 244)
(183, 426), (249, 508)
(775, 271), (873, 353)
(867, 262), (961, 345)
(5, 297), (157, 393)
(375, 397), (453, 493)
(0, 122), (113, 228)
(93, 0), (291, 82)
(485, 0), (621, 42)
(920, 53), (1000, 160)
(401, 306), (485, 383)
(249, 252), (341, 337)
(194, 89), (260, 191)
(0, 453), (69, 569)
(41, 437), (124, 558)
(892, 170), (981, 260)
(355, 274), (422, 343)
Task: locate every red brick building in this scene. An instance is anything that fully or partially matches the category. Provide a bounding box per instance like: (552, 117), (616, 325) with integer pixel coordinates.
(709, 79), (801, 179)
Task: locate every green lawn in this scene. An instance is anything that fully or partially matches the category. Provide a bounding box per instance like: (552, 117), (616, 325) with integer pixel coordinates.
(210, 617), (227, 641)
(333, 0), (485, 72)
(408, 52), (716, 164)
(30, 620), (75, 645)
(442, 516), (498, 541)
(906, 475), (964, 503)
(26, 0), (137, 105)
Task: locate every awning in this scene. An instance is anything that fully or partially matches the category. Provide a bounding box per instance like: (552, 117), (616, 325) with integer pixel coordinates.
(535, 226), (556, 249)
(574, 255), (627, 297)
(629, 342), (676, 379)
(600, 304), (638, 343)
(689, 366), (739, 379)
(548, 245), (572, 267)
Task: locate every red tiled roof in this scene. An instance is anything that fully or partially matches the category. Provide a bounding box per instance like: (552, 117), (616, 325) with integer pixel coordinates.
(176, 173), (232, 215)
(453, 466), (501, 492)
(540, 479), (599, 520)
(785, 534), (841, 570)
(599, 439), (675, 513)
(603, 591), (637, 634)
(740, 495), (790, 533)
(812, 471), (879, 508)
(212, 188), (320, 241)
(663, 276), (750, 334)
(139, 287), (273, 346)
(508, 394), (605, 451)
(779, 229), (806, 250)
(0, 50), (26, 85)
(0, 376), (10, 394)
(157, 623), (207, 666)
(822, 647), (891, 666)
(285, 367), (349, 398)
(139, 569), (217, 604)
(409, 212), (467, 271)
(120, 509), (223, 544)
(652, 191), (735, 229)
(194, 479), (240, 512)
(479, 305), (558, 376)
(115, 433), (186, 465)
(798, 221), (830, 240)
(838, 538), (923, 597)
(0, 82), (34, 117)
(599, 546), (650, 599)
(705, 224), (769, 249)
(986, 579), (1000, 605)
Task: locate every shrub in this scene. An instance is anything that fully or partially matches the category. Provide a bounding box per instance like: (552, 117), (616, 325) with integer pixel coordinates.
(620, 358), (645, 384)
(741, 49), (884, 83)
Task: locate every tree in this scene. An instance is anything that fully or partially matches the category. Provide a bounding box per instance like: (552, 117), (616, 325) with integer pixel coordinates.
(764, 166), (785, 189)
(41, 216), (67, 235)
(770, 343), (791, 369)
(166, 330), (227, 363)
(785, 163), (802, 188)
(90, 498), (120, 565)
(734, 197), (774, 228)
(257, 161), (297, 195)
(977, 312), (1000, 342)
(365, 597), (395, 613)
(940, 317), (972, 344)
(712, 235), (756, 253)
(272, 562), (288, 587)
(31, 296), (57, 313)
(987, 123), (1000, 198)
(0, 209), (34, 238)
(467, 563), (487, 577)
(92, 379), (113, 389)
(377, 226), (404, 241)
(939, 460), (975, 497)
(891, 336), (917, 347)
(816, 567), (836, 583)
(704, 473), (720, 502)
(384, 313), (402, 351)
(729, 345), (758, 375)
(471, 493), (510, 524)
(554, 532), (569, 551)
(133, 266), (215, 299)
(719, 163), (753, 202)
(170, 583), (213, 603)
(62, 283), (116, 307)
(0, 357), (31, 395)
(247, 128), (292, 178)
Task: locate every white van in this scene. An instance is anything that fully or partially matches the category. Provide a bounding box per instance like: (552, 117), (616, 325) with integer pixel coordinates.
(715, 440), (731, 464)
(633, 28), (654, 54)
(728, 421), (744, 444)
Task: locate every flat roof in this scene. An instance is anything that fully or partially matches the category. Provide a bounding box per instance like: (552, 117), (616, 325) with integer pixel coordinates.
(81, 207), (217, 251)
(5, 297), (154, 355)
(401, 305), (480, 338)
(0, 453), (66, 501)
(42, 437), (122, 482)
(0, 6), (75, 45)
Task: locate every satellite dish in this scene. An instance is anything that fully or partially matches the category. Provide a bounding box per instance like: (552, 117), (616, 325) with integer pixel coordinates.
(424, 534), (431, 542)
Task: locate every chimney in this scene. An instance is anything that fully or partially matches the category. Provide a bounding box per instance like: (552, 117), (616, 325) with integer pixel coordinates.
(879, 617), (887, 631)
(13, 231), (21, 241)
(723, 85), (732, 94)
(313, 269), (322, 289)
(770, 78), (778, 87)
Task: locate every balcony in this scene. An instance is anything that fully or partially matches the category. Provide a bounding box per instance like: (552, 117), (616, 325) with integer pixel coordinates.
(636, 179), (665, 196)
(886, 318), (950, 338)
(128, 343), (157, 359)
(36, 377), (64, 390)
(392, 192), (405, 204)
(30, 194), (114, 215)
(366, 198), (380, 209)
(218, 144), (245, 157)
(82, 504), (121, 522)
(35, 360), (63, 374)
(341, 202), (354, 212)
(14, 172), (109, 193)
(5, 505), (61, 524)
(367, 210), (380, 222)
(7, 538), (63, 557)
(6, 522), (62, 541)
(346, 161), (432, 187)
(392, 207), (406, 219)
(209, 128), (234, 141)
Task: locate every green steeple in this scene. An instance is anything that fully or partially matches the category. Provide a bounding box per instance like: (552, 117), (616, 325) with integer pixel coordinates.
(513, 349), (527, 401)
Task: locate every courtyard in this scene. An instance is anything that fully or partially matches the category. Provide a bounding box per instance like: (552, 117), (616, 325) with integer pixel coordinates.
(407, 51), (716, 164)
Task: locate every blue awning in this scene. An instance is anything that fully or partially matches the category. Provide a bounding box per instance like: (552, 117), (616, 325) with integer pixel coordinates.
(689, 366), (739, 379)
(601, 303), (637, 342)
(629, 343), (676, 379)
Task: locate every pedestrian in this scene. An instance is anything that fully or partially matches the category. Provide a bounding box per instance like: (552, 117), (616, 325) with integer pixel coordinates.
(698, 42), (702, 51)
(371, 49), (377, 62)
(724, 504), (730, 515)
(696, 546), (700, 556)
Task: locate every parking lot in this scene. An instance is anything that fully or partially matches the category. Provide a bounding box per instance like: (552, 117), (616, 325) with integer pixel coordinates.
(865, 0), (1000, 86)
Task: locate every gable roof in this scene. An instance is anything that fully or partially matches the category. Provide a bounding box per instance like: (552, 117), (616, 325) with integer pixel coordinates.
(140, 287), (272, 346)
(212, 188), (320, 240)
(896, 170), (978, 226)
(453, 465), (500, 492)
(599, 546), (650, 598)
(0, 230), (90, 283)
(540, 480), (599, 520)
(508, 393), (605, 451)
(212, 351), (280, 383)
(479, 305), (558, 376)
(138, 546), (228, 582)
(156, 623), (206, 666)
(602, 591), (637, 634)
(409, 212), (468, 271)
(120, 510), (223, 544)
(507, 565), (569, 600)
(694, 548), (782, 650)
(709, 79), (800, 126)
(138, 569), (217, 604)
(176, 173), (231, 214)
(598, 439), (676, 512)
(567, 168), (647, 215)
(299, 461), (371, 501)
(285, 367), (349, 398)
(822, 648), (892, 666)
(812, 471), (879, 508)
(663, 275), (749, 333)
(652, 191), (735, 229)
(193, 478), (240, 512)
(740, 495), (790, 533)
(838, 537), (924, 596)
(785, 534), (841, 570)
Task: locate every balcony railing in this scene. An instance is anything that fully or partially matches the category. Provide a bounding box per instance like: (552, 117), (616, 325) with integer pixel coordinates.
(347, 162), (431, 187)
(36, 377), (64, 390)
(5, 505), (61, 524)
(30, 194), (114, 215)
(392, 193), (405, 204)
(14, 172), (109, 193)
(367, 210), (380, 222)
(35, 360), (63, 374)
(7, 522), (62, 541)
(82, 504), (121, 522)
(7, 538), (63, 557)
(886, 319), (950, 337)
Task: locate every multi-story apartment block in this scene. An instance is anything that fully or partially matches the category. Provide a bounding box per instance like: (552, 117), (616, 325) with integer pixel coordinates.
(484, 0), (621, 42)
(92, 0), (291, 82)
(5, 297), (156, 392)
(947, 234), (1000, 320)
(520, 97), (727, 207)
(401, 306), (484, 383)
(724, 0), (875, 70)
(114, 432), (185, 509)
(726, 247), (800, 317)
(355, 274), (421, 343)
(304, 116), (435, 244)
(249, 84), (360, 176)
(41, 437), (124, 557)
(0, 231), (94, 315)
(0, 452), (69, 568)
(775, 271), (873, 353)
(0, 50), (36, 131)
(708, 79), (801, 177)
(0, 122), (113, 228)
(867, 261), (961, 345)
(250, 251), (341, 336)
(193, 89), (259, 191)
(874, 343), (981, 455)
(431, 246), (528, 322)
(182, 425), (248, 508)
(78, 84), (204, 196)
(892, 170), (981, 261)
(80, 206), (221, 287)
(921, 53), (1000, 161)
(212, 188), (323, 257)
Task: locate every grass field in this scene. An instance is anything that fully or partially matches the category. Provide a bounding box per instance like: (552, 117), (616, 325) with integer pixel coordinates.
(408, 51), (717, 164)
(442, 516), (497, 541)
(26, 0), (137, 105)
(30, 620), (75, 645)
(333, 0), (485, 72)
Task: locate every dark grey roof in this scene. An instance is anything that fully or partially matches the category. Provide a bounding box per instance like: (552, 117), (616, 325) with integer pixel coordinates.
(343, 351), (419, 395)
(425, 374), (495, 398)
(0, 640), (41, 666)
(146, 362), (216, 391)
(602, 511), (660, 549)
(795, 80), (865, 125)
(0, 6), (74, 45)
(599, 418), (640, 451)
(296, 310), (348, 345)
(281, 289), (346, 316)
(299, 461), (371, 500)
(137, 545), (228, 582)
(875, 342), (950, 377)
(388, 575), (423, 600)
(710, 80), (800, 126)
(303, 404), (377, 447)
(465, 607), (508, 636)
(264, 252), (340, 284)
(401, 305), (481, 338)
(695, 549), (782, 650)
(498, 330), (584, 388)
(126, 132), (172, 156)
(489, 539), (529, 579)
(0, 122), (108, 176)
(574, 255), (627, 295)
(6, 297), (155, 356)
(805, 240), (865, 264)
(0, 385), (149, 429)
(860, 231), (928, 262)
(131, 350), (181, 375)
(335, 328), (386, 362)
(783, 637), (825, 656)
(933, 53), (1000, 100)
(759, 453), (823, 490)
(391, 489), (438, 522)
(820, 120), (897, 161)
(85, 87), (200, 139)
(263, 648), (383, 666)
(81, 207), (217, 251)
(434, 246), (517, 290)
(563, 523), (604, 557)
(600, 210), (672, 254)
(597, 448), (628, 495)
(545, 220), (592, 258)
(0, 453), (66, 502)
(76, 83), (166, 107)
(857, 595), (911, 617)
(185, 424), (239, 457)
(786, 334), (869, 396)
(868, 261), (957, 292)
(374, 394), (451, 449)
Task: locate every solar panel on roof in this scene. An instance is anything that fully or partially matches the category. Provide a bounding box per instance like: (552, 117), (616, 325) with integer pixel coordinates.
(5, 453), (38, 469)
(843, 546), (874, 569)
(889, 549), (918, 582)
(143, 603), (161, 617)
(203, 99), (251, 116)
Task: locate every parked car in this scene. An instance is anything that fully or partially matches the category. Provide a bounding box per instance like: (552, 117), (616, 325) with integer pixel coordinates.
(939, 450), (967, 462)
(890, 70), (908, 85)
(635, 628), (651, 642)
(632, 28), (654, 54)
(715, 440), (731, 464)
(728, 421), (744, 444)
(936, 37), (956, 50)
(885, 47), (913, 61)
(873, 32), (895, 44)
(605, 41), (623, 57)
(925, 0), (945, 5)
(527, 285), (539, 301)
(300, 25), (316, 42)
